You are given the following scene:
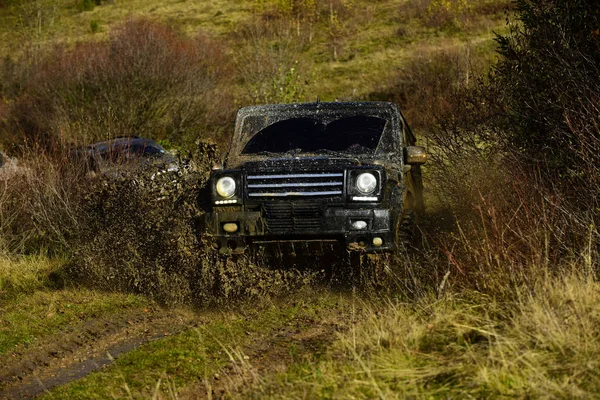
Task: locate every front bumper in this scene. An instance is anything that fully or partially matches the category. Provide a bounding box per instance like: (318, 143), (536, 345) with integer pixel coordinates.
(204, 206), (394, 254)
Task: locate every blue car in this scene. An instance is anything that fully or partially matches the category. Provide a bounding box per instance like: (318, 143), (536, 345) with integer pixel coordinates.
(72, 136), (179, 178)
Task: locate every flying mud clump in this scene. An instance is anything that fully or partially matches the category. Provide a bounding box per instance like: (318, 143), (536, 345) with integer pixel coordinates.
(68, 141), (316, 307)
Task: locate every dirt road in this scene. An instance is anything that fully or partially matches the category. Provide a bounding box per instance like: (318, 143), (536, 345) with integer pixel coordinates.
(0, 290), (353, 399)
(0, 308), (196, 399)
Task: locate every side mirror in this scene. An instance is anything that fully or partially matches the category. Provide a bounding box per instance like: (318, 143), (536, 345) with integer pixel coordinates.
(404, 146), (427, 165)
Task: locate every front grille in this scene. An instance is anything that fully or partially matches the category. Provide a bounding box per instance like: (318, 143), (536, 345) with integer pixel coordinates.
(246, 172), (344, 198)
(263, 202), (322, 234)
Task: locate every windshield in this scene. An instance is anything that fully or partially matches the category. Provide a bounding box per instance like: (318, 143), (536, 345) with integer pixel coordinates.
(241, 116), (387, 155)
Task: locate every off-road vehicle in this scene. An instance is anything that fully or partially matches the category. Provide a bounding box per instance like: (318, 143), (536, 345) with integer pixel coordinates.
(204, 102), (426, 255)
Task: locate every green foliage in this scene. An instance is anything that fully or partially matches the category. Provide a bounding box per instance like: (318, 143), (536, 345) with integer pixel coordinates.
(79, 0), (95, 12)
(89, 19), (99, 33)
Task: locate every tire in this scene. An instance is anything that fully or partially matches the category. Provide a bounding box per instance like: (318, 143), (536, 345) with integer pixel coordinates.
(335, 251), (393, 291)
(395, 209), (417, 250)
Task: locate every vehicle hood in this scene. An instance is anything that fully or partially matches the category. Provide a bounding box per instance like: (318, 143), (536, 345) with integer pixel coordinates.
(237, 156), (375, 172)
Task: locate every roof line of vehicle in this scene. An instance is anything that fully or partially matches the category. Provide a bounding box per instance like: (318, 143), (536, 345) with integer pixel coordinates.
(237, 101), (400, 113)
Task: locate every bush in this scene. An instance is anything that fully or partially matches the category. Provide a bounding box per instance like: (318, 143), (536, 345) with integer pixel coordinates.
(369, 44), (494, 133)
(2, 18), (235, 153)
(0, 151), (87, 254)
(89, 19), (100, 33)
(492, 0), (600, 203)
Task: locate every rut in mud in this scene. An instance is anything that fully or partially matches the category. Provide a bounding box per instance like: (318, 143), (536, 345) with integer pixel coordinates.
(0, 308), (196, 399)
(0, 291), (350, 399)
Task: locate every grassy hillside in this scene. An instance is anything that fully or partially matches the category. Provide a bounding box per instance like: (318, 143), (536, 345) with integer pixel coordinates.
(0, 0), (510, 149)
(3, 0), (600, 398)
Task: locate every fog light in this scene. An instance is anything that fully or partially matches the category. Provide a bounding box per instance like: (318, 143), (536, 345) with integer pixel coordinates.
(223, 223), (239, 233)
(351, 220), (367, 230)
(372, 237), (383, 247)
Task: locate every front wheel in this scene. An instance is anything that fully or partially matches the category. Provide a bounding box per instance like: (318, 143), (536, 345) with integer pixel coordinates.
(329, 251), (394, 291)
(395, 209), (417, 250)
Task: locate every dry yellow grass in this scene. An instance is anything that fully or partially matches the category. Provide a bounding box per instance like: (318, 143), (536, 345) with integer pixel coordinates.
(244, 269), (600, 399)
(0, 254), (62, 298)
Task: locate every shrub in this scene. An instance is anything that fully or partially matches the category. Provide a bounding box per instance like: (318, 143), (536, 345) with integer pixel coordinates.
(369, 44), (494, 133)
(0, 151), (90, 254)
(79, 0), (95, 12)
(492, 0), (600, 203)
(2, 18), (235, 153)
(89, 19), (100, 33)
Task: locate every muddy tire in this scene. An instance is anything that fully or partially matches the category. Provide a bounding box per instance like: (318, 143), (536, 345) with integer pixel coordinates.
(331, 251), (393, 291)
(396, 209), (417, 250)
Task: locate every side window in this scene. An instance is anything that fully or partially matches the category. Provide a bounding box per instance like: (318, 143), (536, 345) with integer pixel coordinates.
(106, 144), (127, 163)
(129, 143), (146, 157)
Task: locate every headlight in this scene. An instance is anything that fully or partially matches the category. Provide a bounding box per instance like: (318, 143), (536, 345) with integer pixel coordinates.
(216, 177), (236, 198)
(356, 173), (377, 195)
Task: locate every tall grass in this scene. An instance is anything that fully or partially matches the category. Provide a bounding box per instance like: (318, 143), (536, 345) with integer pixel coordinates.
(0, 254), (64, 299)
(255, 271), (600, 398)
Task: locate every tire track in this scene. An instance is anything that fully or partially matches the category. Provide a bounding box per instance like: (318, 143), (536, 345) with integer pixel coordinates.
(0, 308), (196, 399)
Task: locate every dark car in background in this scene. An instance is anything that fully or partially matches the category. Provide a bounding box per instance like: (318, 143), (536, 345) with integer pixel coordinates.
(72, 136), (179, 178)
(203, 101), (427, 255)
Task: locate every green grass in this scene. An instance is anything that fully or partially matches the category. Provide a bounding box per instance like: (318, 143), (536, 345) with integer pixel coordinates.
(44, 289), (356, 399)
(0, 288), (147, 355)
(0, 254), (62, 298)
(0, 255), (150, 356)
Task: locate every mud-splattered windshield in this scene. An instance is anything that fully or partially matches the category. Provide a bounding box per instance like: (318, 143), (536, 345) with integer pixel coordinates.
(241, 116), (387, 155)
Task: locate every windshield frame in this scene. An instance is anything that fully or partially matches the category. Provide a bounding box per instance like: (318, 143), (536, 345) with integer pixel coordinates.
(227, 102), (405, 168)
(240, 115), (388, 156)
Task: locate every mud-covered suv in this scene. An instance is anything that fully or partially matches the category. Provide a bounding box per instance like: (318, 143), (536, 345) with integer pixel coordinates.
(204, 102), (426, 255)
